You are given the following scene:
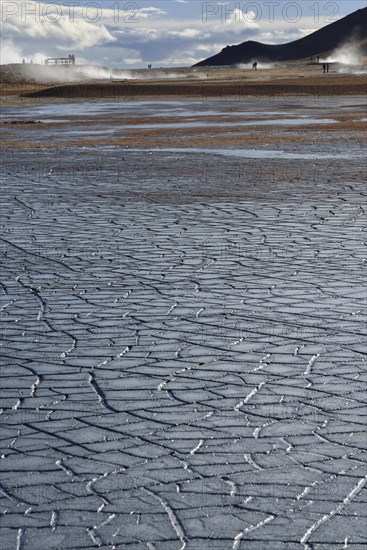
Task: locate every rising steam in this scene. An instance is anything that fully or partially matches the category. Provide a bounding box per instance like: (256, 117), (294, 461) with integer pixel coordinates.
(326, 44), (364, 65)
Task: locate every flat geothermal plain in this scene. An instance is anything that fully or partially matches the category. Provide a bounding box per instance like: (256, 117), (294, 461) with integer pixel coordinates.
(1, 65), (367, 549)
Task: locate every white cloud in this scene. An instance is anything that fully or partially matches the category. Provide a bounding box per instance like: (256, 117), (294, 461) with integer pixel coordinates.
(0, 38), (45, 64)
(124, 57), (142, 65)
(138, 7), (168, 19)
(171, 28), (202, 39)
(1, 0), (116, 53)
(0, 39), (23, 64)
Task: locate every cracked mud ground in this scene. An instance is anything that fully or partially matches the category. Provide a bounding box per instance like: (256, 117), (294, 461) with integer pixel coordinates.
(1, 98), (367, 549)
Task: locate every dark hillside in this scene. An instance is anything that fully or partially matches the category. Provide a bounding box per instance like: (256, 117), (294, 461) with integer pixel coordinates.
(194, 8), (367, 66)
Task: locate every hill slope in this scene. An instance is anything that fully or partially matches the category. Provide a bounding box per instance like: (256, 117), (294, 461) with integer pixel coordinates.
(194, 7), (367, 66)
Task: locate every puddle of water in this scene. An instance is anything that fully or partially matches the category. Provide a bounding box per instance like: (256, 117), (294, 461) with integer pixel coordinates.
(1, 96), (365, 122)
(38, 119), (72, 123)
(126, 147), (363, 160)
(65, 128), (116, 135)
(150, 109), (290, 118)
(0, 100), (189, 120)
(26, 118), (335, 136)
(118, 118), (337, 130)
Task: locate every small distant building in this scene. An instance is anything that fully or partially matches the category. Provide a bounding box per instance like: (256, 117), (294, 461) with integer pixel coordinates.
(45, 55), (76, 66)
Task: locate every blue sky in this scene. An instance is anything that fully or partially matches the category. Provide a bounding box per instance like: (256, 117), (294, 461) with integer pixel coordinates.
(1, 0), (366, 67)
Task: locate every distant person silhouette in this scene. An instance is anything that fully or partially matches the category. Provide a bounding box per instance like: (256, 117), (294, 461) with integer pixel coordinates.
(327, 63), (330, 73)
(323, 64), (326, 73)
(252, 61), (258, 70)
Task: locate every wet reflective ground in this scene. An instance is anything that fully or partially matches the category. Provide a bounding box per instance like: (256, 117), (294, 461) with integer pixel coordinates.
(1, 97), (366, 155)
(1, 97), (366, 549)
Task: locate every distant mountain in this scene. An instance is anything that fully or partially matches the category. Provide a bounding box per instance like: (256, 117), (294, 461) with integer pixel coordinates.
(194, 8), (367, 66)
